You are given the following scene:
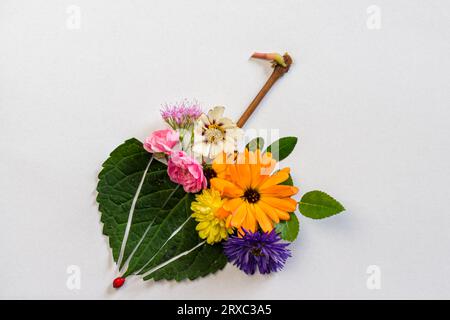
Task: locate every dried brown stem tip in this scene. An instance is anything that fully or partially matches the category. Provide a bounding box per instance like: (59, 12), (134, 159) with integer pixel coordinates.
(237, 52), (293, 128)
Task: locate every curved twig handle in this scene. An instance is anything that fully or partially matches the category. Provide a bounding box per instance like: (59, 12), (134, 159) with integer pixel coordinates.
(237, 53), (293, 128)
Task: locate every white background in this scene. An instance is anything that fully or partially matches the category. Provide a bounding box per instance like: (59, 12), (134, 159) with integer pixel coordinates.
(1, 0), (449, 299)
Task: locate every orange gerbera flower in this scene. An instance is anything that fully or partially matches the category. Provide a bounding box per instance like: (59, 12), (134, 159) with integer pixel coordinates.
(210, 149), (299, 233)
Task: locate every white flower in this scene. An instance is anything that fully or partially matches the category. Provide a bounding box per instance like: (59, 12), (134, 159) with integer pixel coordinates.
(192, 106), (243, 159)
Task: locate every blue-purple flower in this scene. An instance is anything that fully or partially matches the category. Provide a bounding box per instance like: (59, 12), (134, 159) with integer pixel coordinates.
(223, 229), (291, 275)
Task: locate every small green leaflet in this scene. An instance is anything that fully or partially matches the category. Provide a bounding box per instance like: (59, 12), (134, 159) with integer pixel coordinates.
(96, 138), (227, 282)
(280, 174), (293, 186)
(273, 168), (293, 186)
(265, 136), (298, 161)
(246, 137), (264, 151)
(273, 171), (298, 241)
(275, 213), (299, 242)
(298, 190), (345, 219)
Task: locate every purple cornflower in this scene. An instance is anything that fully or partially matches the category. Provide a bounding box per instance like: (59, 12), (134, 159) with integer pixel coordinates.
(160, 100), (202, 129)
(223, 229), (291, 275)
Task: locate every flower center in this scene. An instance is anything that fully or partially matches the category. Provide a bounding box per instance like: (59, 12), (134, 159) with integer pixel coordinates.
(204, 124), (225, 143)
(243, 188), (260, 204)
(203, 166), (217, 187)
(251, 247), (264, 257)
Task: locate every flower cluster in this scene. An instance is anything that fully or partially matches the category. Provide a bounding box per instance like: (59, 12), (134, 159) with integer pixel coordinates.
(168, 151), (207, 193)
(224, 229), (291, 275)
(191, 189), (233, 244)
(210, 149), (298, 233)
(144, 103), (297, 275)
(100, 53), (348, 289)
(161, 100), (202, 129)
(192, 106), (243, 159)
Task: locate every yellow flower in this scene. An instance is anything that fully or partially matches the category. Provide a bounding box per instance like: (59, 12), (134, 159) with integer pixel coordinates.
(210, 149), (299, 233)
(191, 189), (234, 244)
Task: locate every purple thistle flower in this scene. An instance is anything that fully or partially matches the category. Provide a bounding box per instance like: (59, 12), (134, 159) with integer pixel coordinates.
(160, 100), (202, 129)
(223, 229), (291, 275)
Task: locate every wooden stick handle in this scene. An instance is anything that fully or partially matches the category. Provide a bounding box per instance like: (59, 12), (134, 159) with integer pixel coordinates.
(237, 53), (293, 128)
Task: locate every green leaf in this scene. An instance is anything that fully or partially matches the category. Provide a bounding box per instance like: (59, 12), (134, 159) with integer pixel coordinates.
(275, 213), (299, 242)
(246, 137), (264, 151)
(97, 138), (227, 282)
(298, 190), (345, 219)
(280, 174), (293, 186)
(273, 168), (293, 186)
(265, 136), (298, 161)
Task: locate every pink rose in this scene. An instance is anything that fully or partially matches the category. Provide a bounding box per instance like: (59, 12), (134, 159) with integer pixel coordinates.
(168, 151), (207, 193)
(144, 129), (179, 154)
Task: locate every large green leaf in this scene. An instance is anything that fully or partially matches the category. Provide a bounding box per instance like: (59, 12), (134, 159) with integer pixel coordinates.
(275, 213), (299, 242)
(265, 136), (298, 161)
(298, 190), (345, 219)
(96, 138), (227, 282)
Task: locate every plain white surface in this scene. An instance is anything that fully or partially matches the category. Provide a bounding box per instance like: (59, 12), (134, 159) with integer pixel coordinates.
(1, 0), (449, 299)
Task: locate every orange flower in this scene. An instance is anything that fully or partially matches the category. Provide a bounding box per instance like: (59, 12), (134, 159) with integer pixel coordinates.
(210, 149), (299, 232)
(203, 152), (233, 186)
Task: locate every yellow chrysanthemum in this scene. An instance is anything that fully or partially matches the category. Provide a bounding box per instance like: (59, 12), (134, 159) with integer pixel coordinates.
(210, 149), (299, 233)
(191, 189), (234, 244)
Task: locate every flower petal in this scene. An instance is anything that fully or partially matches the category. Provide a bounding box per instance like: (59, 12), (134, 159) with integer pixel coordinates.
(210, 178), (240, 193)
(260, 185), (299, 197)
(253, 203), (274, 232)
(231, 203), (247, 228)
(222, 186), (244, 198)
(260, 196), (298, 212)
(258, 167), (290, 189)
(209, 141), (224, 159)
(236, 164), (252, 189)
(242, 208), (257, 233)
(223, 198), (244, 212)
(198, 114), (210, 126)
(226, 164), (247, 189)
(215, 207), (231, 220)
(207, 106), (225, 120)
(256, 201), (280, 224)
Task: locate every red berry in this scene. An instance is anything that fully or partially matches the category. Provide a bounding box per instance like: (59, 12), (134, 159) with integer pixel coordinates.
(113, 277), (125, 288)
